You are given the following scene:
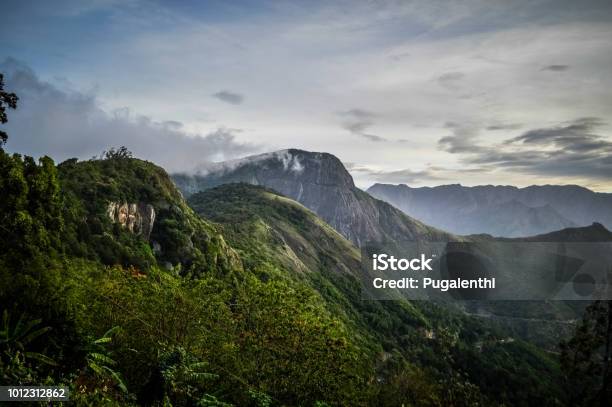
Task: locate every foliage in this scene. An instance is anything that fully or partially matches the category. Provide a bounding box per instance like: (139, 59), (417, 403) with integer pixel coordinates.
(0, 150), (575, 405)
(102, 146), (133, 160)
(189, 183), (569, 406)
(0, 310), (56, 384)
(155, 346), (218, 406)
(560, 300), (612, 406)
(82, 326), (128, 394)
(0, 72), (19, 145)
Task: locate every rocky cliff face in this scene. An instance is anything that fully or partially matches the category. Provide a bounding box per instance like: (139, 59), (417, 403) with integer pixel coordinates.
(107, 202), (156, 240)
(173, 149), (455, 246)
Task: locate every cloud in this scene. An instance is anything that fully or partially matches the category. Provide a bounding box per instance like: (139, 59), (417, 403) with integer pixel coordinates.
(389, 51), (411, 61)
(3, 1), (612, 189)
(212, 90), (244, 105)
(436, 71), (465, 89)
(0, 59), (259, 172)
(541, 64), (570, 72)
(438, 121), (481, 153)
(439, 117), (612, 180)
(486, 123), (523, 131)
(339, 108), (388, 142)
(505, 117), (607, 150)
(361, 133), (387, 142)
(339, 108), (377, 119)
(345, 161), (483, 185)
(196, 149), (304, 175)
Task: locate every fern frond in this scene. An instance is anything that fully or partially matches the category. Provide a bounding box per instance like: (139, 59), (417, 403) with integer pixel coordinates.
(93, 336), (113, 345)
(17, 317), (42, 339)
(102, 366), (128, 393)
(88, 352), (117, 366)
(21, 326), (52, 345)
(102, 326), (121, 338)
(88, 361), (105, 375)
(25, 351), (58, 366)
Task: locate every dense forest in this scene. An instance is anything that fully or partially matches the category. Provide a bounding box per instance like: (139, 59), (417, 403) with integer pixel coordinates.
(0, 74), (611, 406)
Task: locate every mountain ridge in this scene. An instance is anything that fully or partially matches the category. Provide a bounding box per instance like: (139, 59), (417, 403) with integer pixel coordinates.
(173, 149), (457, 246)
(2, 149), (608, 405)
(368, 182), (612, 237)
(187, 182), (567, 405)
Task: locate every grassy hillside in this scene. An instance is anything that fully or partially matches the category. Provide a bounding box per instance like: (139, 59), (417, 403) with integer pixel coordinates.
(189, 184), (431, 349)
(189, 183), (567, 406)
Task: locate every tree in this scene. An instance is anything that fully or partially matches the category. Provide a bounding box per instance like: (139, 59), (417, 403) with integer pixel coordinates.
(560, 300), (612, 406)
(0, 73), (19, 146)
(103, 146), (133, 160)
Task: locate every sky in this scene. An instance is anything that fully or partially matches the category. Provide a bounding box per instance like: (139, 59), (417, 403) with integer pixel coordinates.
(1, 0), (612, 191)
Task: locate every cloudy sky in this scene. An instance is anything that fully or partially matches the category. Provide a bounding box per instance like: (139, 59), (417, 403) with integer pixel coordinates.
(1, 0), (612, 190)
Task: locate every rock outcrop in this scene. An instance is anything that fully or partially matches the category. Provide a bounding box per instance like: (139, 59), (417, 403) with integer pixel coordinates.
(107, 202), (156, 239)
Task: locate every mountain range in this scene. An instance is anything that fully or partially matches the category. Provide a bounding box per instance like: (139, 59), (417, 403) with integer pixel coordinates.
(367, 183), (612, 237)
(173, 149), (612, 240)
(173, 149), (455, 247)
(187, 182), (578, 405)
(3, 145), (611, 405)
(172, 148), (612, 348)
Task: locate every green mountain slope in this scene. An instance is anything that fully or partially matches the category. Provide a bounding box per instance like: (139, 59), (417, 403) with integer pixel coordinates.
(57, 155), (241, 276)
(188, 183), (430, 346)
(189, 183), (567, 406)
(0, 153), (374, 405)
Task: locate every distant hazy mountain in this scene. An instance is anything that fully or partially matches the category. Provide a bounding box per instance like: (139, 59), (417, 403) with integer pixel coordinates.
(172, 149), (455, 246)
(367, 183), (612, 237)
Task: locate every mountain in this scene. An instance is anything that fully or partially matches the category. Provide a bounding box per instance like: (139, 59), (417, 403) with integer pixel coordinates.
(367, 183), (612, 237)
(173, 149), (455, 246)
(57, 156), (242, 275)
(1, 151), (569, 405)
(188, 183), (566, 406)
(4, 147), (611, 405)
(0, 153), (384, 405)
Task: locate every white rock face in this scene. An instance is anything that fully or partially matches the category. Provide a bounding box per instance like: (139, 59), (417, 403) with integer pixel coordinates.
(107, 202), (156, 239)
